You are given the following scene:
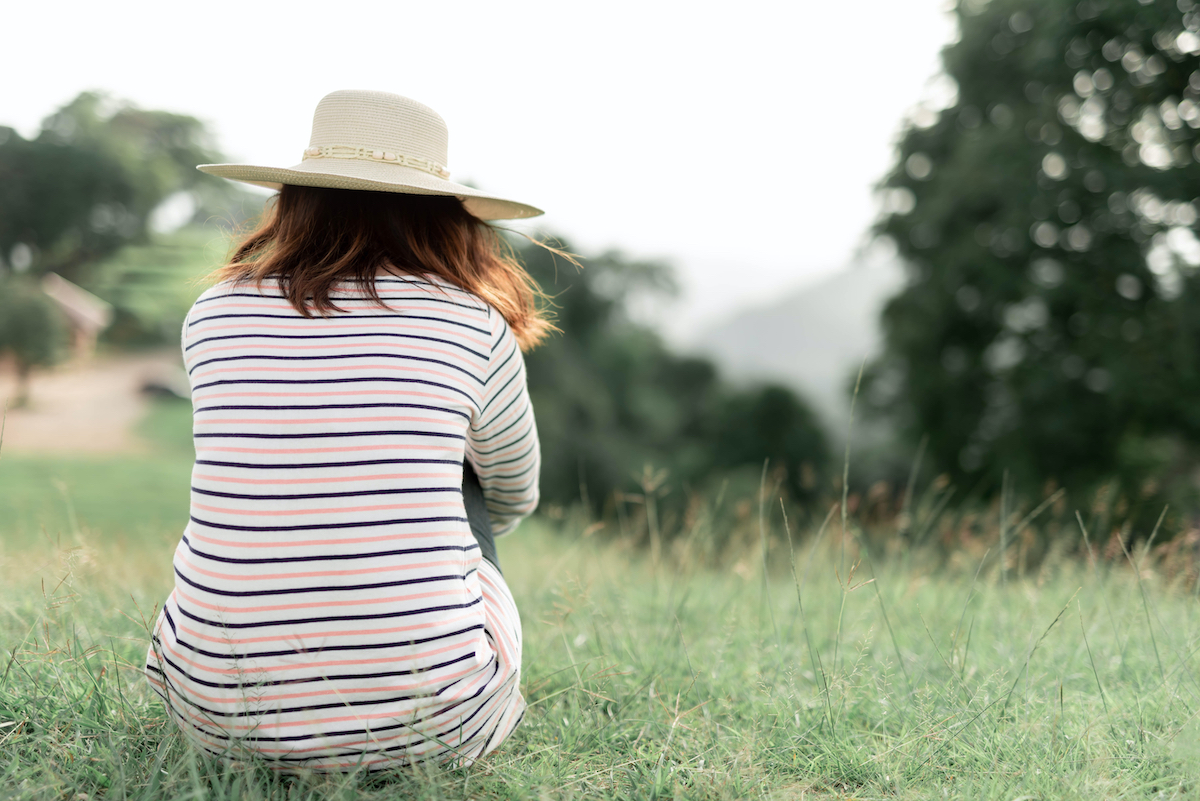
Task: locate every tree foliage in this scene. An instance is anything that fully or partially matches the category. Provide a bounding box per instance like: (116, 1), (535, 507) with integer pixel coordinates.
(868, 0), (1200, 500)
(517, 238), (831, 510)
(0, 92), (236, 283)
(0, 277), (67, 407)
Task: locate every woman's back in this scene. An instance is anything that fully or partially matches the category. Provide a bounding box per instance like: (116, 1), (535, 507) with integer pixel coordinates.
(145, 273), (536, 769)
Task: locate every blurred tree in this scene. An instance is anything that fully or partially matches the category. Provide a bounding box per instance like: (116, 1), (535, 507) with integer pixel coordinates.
(89, 226), (242, 347)
(867, 0), (1200, 504)
(712, 384), (830, 500)
(0, 277), (67, 407)
(516, 237), (831, 511)
(0, 92), (236, 284)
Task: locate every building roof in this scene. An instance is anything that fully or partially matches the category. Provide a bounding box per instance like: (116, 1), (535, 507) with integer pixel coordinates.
(40, 273), (113, 334)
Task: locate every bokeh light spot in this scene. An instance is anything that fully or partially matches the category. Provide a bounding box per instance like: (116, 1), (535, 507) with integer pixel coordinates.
(1042, 152), (1069, 180)
(906, 152), (934, 180)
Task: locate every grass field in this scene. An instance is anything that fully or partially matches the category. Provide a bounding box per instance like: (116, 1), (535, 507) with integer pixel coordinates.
(2, 404), (1200, 798)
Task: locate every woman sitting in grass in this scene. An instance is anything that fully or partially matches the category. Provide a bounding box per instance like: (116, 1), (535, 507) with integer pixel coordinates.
(145, 90), (557, 770)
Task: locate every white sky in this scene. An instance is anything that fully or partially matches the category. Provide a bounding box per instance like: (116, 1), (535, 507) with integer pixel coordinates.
(3, 0), (957, 341)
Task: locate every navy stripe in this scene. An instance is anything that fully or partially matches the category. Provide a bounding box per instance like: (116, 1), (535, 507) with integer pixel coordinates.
(182, 533), (476, 565)
(188, 352), (483, 384)
(170, 591), (482, 629)
(192, 290), (487, 313)
(189, 513), (467, 533)
(193, 430), (465, 440)
(194, 402), (471, 420)
(154, 636), (478, 693)
(194, 457), (460, 469)
(163, 606), (485, 663)
(173, 564), (466, 597)
(190, 485), (460, 501)
(189, 312), (490, 337)
(191, 376), (479, 407)
(187, 331), (488, 360)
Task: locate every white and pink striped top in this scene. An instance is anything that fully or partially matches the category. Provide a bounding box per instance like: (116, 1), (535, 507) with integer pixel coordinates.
(145, 273), (538, 770)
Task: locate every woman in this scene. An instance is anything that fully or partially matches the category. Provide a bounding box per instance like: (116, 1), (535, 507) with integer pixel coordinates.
(145, 90), (556, 771)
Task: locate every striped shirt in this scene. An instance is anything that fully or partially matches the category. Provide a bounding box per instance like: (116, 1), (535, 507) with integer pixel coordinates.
(144, 273), (539, 770)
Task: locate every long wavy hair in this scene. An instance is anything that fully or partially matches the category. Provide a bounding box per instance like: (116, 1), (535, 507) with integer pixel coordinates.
(208, 185), (566, 350)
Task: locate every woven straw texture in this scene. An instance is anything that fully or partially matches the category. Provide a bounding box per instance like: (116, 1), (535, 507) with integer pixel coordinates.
(198, 90), (542, 221)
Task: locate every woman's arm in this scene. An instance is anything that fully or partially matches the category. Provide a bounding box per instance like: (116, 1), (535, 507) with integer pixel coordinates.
(466, 309), (541, 536)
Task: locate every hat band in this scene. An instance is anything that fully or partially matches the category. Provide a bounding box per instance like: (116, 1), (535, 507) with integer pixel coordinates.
(301, 145), (450, 179)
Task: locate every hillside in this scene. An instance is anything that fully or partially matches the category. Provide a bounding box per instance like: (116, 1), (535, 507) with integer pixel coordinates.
(691, 260), (905, 431)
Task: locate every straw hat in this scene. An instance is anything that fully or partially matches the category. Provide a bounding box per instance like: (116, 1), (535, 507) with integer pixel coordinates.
(197, 90), (543, 221)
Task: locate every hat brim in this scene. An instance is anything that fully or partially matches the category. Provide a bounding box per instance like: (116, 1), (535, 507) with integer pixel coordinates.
(197, 158), (543, 221)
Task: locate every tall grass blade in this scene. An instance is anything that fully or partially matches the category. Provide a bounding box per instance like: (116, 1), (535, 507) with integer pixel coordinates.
(898, 434), (929, 539)
(841, 359), (865, 574)
(1076, 510), (1122, 646)
(915, 484), (956, 545)
(1000, 470), (1010, 587)
(998, 588), (1080, 722)
(1118, 506), (1168, 686)
(783, 502), (836, 732)
(758, 460), (784, 676)
(1079, 608), (1118, 741)
(832, 360), (866, 678)
(847, 524), (911, 692)
(1010, 488), (1066, 543)
(951, 548), (990, 655)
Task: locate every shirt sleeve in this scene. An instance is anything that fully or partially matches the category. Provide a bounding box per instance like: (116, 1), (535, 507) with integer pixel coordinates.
(181, 307), (194, 392)
(466, 308), (541, 537)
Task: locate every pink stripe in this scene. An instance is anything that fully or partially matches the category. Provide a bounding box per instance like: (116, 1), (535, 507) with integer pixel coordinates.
(160, 670), (479, 734)
(176, 609), (479, 645)
(435, 681), (516, 747)
(474, 451), (537, 479)
(159, 630), (469, 675)
(175, 585), (472, 614)
(213, 283), (478, 301)
(187, 527), (464, 548)
(163, 682), (479, 733)
(191, 340), (479, 368)
(192, 500), (460, 516)
(479, 581), (513, 668)
(198, 301), (483, 322)
(479, 570), (515, 668)
(189, 320), (488, 347)
(478, 374), (524, 423)
(194, 415), (453, 425)
(264, 727), (442, 756)
(197, 443), (457, 455)
(195, 389), (462, 402)
(317, 282), (478, 300)
(178, 555), (464, 582)
(162, 669), (478, 706)
(193, 362), (471, 383)
(192, 471), (457, 485)
(260, 733), (433, 757)
(468, 473), (531, 489)
(474, 415), (532, 451)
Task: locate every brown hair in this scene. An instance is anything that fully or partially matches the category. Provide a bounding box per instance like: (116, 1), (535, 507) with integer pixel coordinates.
(209, 185), (567, 350)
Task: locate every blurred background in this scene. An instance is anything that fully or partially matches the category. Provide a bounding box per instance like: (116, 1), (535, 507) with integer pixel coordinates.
(4, 0), (1200, 552)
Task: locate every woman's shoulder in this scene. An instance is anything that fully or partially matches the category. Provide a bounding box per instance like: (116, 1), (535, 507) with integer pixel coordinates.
(186, 273), (497, 320)
(190, 277), (272, 303)
(373, 271), (491, 313)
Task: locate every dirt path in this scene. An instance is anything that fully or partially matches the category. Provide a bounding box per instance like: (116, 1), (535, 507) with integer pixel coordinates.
(0, 350), (184, 455)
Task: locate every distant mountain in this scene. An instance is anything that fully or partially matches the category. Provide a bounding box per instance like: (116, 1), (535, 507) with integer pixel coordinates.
(691, 261), (906, 432)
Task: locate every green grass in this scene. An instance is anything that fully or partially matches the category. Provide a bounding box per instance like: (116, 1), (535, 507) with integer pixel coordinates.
(0, 455), (192, 551)
(2, 409), (1200, 798)
(0, 399), (193, 551)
